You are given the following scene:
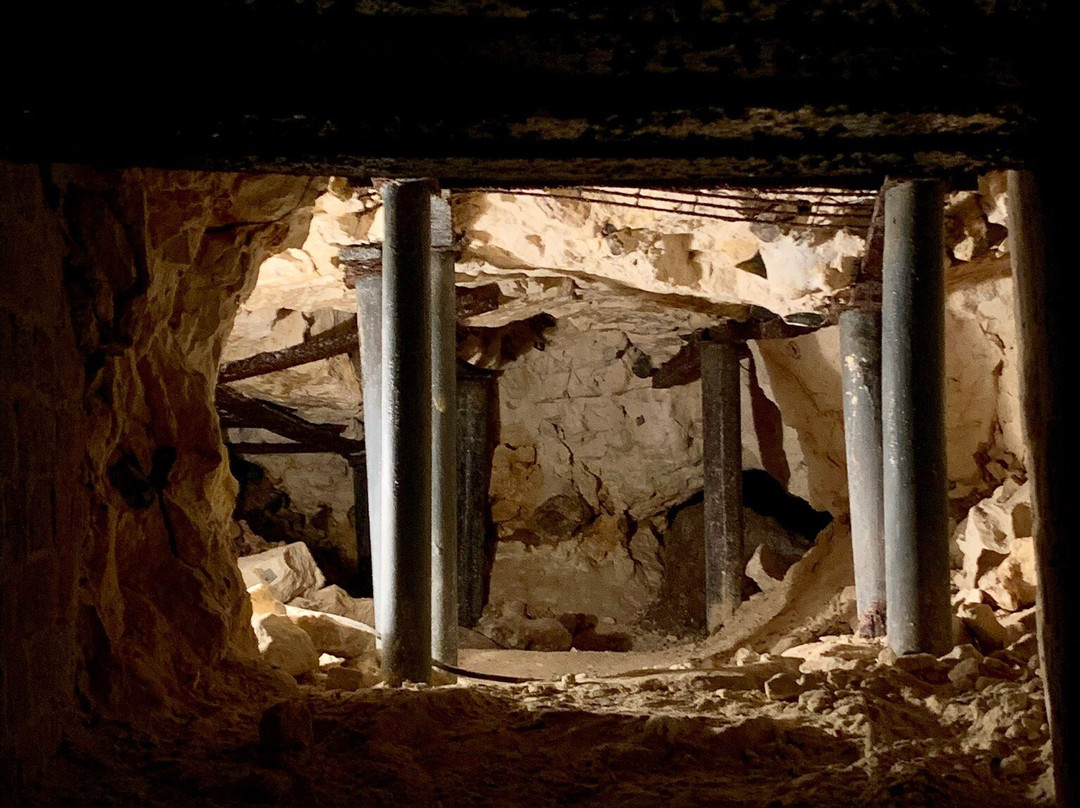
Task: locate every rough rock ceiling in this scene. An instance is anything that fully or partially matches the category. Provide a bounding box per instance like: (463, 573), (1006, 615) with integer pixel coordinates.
(1, 2), (1048, 184)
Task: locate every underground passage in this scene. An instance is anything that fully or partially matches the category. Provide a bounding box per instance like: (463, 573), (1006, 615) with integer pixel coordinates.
(1, 4), (1072, 807)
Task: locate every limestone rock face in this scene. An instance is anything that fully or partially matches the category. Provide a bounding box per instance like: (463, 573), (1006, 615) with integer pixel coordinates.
(944, 257), (1023, 492)
(954, 480), (1036, 612)
(455, 190), (865, 318)
(487, 516), (662, 625)
(238, 543), (326, 604)
(1, 163), (321, 789)
(78, 170), (318, 707)
(491, 321), (709, 525)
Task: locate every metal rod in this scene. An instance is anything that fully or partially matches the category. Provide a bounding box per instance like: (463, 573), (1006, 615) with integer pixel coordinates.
(347, 454), (373, 597)
(1008, 169), (1073, 808)
(840, 306), (886, 637)
(430, 240), (459, 667)
(882, 179), (951, 657)
(380, 179), (433, 686)
(701, 339), (744, 633)
(456, 367), (497, 627)
(356, 272), (385, 645)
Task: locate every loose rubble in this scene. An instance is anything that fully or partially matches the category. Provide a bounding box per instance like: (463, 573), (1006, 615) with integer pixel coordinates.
(238, 542), (326, 603)
(240, 550), (383, 688)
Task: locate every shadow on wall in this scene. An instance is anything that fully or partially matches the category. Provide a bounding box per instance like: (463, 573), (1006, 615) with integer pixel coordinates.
(742, 468), (833, 542)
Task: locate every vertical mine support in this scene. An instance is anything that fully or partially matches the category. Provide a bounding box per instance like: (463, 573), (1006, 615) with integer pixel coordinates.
(380, 179), (433, 685)
(882, 179), (951, 657)
(430, 196), (458, 668)
(840, 304), (887, 637)
(355, 271), (385, 641)
(346, 452), (372, 596)
(1008, 170), (1073, 808)
(701, 337), (744, 633)
(456, 364), (497, 628)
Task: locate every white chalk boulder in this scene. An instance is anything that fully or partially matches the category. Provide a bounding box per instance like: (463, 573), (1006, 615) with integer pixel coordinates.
(252, 613), (320, 676)
(238, 542), (326, 603)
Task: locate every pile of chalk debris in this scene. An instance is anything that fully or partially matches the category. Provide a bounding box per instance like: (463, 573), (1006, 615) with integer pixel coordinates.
(238, 543), (386, 691)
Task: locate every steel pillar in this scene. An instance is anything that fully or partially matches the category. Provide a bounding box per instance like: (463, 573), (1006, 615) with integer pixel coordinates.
(456, 366), (497, 628)
(429, 206), (458, 666)
(380, 179), (433, 685)
(882, 179), (951, 657)
(355, 272), (385, 640)
(1008, 169), (1073, 808)
(840, 306), (887, 637)
(346, 453), (372, 597)
(701, 339), (744, 633)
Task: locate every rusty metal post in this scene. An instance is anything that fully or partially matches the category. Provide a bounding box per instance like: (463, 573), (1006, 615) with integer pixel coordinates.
(701, 338), (744, 633)
(429, 196), (458, 668)
(840, 304), (886, 637)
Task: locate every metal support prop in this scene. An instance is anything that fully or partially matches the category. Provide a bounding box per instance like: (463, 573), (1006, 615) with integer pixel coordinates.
(840, 306), (887, 637)
(456, 366), (496, 628)
(380, 179), (433, 685)
(1008, 169), (1073, 808)
(882, 179), (951, 657)
(346, 453), (372, 597)
(355, 272), (385, 642)
(430, 196), (458, 667)
(701, 338), (744, 633)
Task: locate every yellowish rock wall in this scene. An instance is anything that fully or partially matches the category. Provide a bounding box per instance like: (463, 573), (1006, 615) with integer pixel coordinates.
(0, 163), (316, 792)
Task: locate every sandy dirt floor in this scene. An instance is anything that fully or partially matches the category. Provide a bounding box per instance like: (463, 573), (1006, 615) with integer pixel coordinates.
(33, 632), (1052, 808)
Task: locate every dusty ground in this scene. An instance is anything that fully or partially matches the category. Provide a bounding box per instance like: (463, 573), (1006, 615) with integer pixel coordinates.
(33, 632), (1052, 808)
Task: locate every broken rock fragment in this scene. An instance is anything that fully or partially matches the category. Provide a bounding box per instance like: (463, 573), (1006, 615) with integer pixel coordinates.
(253, 613), (320, 676)
(238, 542), (326, 603)
(955, 481), (1036, 612)
(958, 602), (1022, 652)
(285, 605), (376, 658)
(476, 600), (573, 651)
(289, 585), (375, 628)
(248, 583), (287, 616)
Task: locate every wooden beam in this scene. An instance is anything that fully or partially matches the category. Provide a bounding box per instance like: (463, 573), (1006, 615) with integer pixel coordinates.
(219, 320), (359, 383)
(226, 442), (362, 457)
(216, 385), (364, 455)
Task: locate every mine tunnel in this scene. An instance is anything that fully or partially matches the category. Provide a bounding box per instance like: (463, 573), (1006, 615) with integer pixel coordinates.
(0, 4), (1072, 807)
